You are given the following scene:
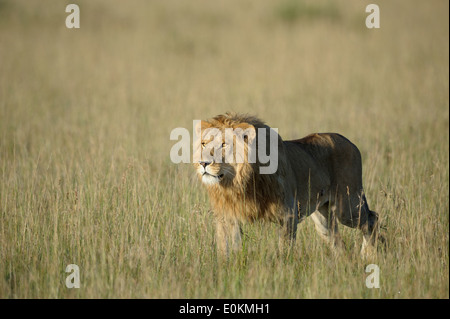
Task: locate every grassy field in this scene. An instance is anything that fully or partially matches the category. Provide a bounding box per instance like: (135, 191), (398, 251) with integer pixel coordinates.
(0, 0), (448, 298)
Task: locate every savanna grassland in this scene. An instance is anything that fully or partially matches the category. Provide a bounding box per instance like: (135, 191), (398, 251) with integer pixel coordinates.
(0, 0), (448, 298)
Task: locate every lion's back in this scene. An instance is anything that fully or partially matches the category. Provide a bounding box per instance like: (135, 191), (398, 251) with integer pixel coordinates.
(285, 133), (363, 191)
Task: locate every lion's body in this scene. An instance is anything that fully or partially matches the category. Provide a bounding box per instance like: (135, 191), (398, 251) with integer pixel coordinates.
(194, 113), (380, 256)
(284, 133), (369, 227)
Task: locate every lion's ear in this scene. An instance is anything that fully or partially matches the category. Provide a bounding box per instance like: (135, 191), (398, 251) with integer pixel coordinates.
(235, 123), (256, 144)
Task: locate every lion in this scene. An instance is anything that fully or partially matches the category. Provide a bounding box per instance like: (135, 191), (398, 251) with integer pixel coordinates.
(194, 113), (380, 257)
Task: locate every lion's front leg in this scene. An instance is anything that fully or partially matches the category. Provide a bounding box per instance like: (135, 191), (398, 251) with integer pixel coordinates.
(215, 216), (242, 257)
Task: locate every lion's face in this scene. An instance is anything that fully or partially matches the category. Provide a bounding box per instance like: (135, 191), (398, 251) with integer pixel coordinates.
(194, 130), (236, 186)
(194, 118), (255, 187)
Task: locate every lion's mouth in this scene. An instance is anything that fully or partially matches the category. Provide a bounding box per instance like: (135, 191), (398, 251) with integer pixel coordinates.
(202, 172), (224, 180)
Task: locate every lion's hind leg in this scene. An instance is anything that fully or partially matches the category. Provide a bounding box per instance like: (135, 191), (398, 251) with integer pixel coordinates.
(360, 209), (381, 257)
(341, 192), (381, 257)
(311, 204), (344, 252)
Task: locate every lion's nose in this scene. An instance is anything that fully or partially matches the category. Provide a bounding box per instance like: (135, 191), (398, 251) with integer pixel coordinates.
(199, 161), (211, 168)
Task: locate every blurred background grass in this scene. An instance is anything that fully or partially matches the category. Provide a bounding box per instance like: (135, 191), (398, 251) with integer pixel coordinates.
(0, 0), (448, 298)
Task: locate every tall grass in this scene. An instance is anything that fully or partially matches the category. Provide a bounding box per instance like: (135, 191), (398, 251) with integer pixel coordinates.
(0, 0), (448, 298)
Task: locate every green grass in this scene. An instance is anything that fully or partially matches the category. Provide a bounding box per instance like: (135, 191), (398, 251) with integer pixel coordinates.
(0, 0), (448, 298)
(275, 0), (341, 24)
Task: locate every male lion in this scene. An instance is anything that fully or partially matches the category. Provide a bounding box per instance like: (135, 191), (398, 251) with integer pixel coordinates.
(194, 113), (380, 257)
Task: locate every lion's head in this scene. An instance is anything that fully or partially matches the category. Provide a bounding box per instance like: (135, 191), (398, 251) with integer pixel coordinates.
(194, 113), (285, 222)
